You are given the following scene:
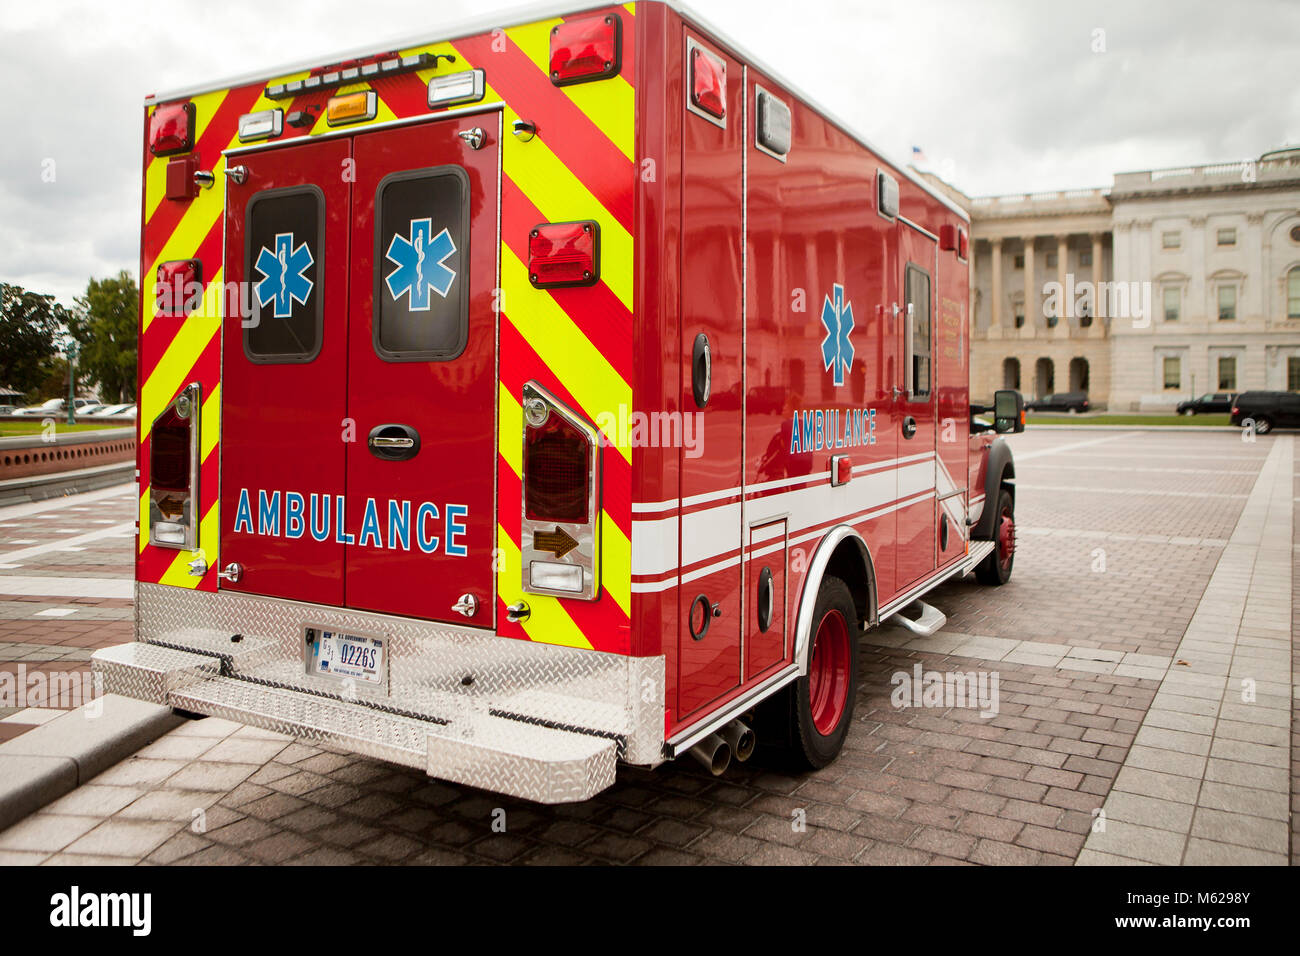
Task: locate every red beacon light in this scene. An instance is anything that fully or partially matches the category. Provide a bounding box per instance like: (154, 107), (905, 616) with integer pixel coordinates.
(690, 44), (726, 120)
(528, 221), (600, 288)
(149, 102), (195, 156)
(549, 13), (622, 85)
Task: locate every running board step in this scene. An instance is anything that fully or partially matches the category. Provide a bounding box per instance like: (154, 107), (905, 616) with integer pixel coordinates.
(967, 540), (997, 567)
(888, 600), (948, 637)
(93, 645), (616, 804)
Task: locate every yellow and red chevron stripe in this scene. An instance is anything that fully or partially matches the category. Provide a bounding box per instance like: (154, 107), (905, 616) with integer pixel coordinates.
(137, 5), (637, 654)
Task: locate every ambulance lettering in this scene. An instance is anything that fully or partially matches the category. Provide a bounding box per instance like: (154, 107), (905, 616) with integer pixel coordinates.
(232, 488), (469, 555)
(789, 407), (878, 454)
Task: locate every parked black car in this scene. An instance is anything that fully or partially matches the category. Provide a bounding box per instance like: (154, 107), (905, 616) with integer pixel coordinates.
(1025, 391), (1089, 413)
(1176, 391), (1236, 415)
(1230, 391), (1300, 434)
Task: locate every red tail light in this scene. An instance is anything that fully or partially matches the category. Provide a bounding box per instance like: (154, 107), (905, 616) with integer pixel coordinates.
(149, 102), (195, 156)
(151, 407), (192, 493)
(549, 13), (621, 85)
(156, 259), (203, 317)
(149, 385), (200, 549)
(525, 411), (590, 523)
(528, 221), (599, 288)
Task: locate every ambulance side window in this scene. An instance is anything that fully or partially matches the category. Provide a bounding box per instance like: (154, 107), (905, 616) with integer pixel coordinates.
(906, 264), (931, 398)
(244, 187), (324, 363)
(373, 166), (470, 362)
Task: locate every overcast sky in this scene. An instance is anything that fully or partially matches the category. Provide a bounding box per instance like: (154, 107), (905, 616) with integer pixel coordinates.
(2, 0), (1296, 305)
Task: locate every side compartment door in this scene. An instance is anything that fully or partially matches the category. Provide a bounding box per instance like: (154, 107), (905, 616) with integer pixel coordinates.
(896, 222), (938, 590)
(344, 116), (500, 625)
(220, 138), (352, 605)
(677, 31), (745, 720)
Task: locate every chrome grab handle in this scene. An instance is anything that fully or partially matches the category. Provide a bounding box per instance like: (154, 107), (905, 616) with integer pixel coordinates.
(218, 562), (244, 583)
(452, 594), (478, 618)
(458, 127), (485, 150)
(225, 165), (248, 185)
(370, 436), (414, 449)
(506, 600), (531, 624)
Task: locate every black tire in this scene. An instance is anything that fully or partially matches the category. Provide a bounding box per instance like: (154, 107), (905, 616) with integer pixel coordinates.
(1253, 416), (1273, 435)
(756, 575), (860, 771)
(975, 488), (1016, 586)
(1180, 408), (1194, 416)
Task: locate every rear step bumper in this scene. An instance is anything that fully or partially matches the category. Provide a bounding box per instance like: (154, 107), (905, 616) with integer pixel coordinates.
(95, 584), (665, 804)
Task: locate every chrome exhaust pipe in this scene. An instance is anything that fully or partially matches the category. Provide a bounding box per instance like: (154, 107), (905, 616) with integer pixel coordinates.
(720, 719), (755, 762)
(688, 732), (731, 776)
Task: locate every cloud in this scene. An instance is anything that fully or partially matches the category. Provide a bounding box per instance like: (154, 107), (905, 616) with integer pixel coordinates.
(1, 0), (1294, 304)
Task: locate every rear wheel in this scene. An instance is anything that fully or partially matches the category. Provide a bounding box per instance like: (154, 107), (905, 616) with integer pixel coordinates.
(758, 575), (860, 770)
(1253, 415), (1273, 435)
(1181, 407), (1194, 416)
(975, 488), (1015, 585)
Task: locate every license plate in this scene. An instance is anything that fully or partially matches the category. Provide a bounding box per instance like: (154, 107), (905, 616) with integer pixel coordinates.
(303, 627), (388, 694)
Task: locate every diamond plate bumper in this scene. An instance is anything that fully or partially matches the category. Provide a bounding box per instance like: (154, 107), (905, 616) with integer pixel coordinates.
(94, 583), (665, 804)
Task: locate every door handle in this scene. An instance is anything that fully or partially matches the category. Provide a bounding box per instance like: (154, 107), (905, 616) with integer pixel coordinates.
(458, 127), (486, 150)
(367, 423), (421, 461)
(902, 416), (917, 439)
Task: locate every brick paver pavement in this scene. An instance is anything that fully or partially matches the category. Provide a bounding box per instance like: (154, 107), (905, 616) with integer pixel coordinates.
(0, 429), (1293, 865)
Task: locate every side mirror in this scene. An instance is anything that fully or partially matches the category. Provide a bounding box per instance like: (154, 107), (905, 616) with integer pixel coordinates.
(993, 389), (1024, 434)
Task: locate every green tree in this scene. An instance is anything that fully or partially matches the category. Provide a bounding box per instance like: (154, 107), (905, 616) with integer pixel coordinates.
(0, 283), (63, 397)
(70, 271), (139, 404)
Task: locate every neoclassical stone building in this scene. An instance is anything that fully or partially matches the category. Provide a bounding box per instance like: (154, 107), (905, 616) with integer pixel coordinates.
(926, 147), (1300, 409)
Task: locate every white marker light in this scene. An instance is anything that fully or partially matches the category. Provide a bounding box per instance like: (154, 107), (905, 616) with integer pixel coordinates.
(237, 109), (284, 143)
(152, 521), (188, 546)
(529, 561), (583, 593)
(428, 69), (485, 108)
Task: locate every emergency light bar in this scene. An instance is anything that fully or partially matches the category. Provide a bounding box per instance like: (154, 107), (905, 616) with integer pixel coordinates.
(264, 52), (451, 99)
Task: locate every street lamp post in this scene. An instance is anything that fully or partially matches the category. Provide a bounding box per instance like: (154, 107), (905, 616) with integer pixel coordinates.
(64, 339), (78, 426)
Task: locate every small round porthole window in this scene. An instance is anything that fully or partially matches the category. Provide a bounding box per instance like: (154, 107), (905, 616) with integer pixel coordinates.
(1290, 224), (1300, 244)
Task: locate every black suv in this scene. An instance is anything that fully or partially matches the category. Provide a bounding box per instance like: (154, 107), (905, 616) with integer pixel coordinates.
(1230, 391), (1300, 434)
(1025, 391), (1089, 413)
(1176, 392), (1235, 415)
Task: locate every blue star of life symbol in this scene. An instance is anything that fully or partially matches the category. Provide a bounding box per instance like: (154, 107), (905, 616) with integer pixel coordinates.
(253, 232), (314, 319)
(384, 218), (457, 311)
(820, 282), (855, 386)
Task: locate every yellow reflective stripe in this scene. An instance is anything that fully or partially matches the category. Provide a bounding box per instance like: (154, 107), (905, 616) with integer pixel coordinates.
(140, 269), (223, 444)
(601, 513), (631, 617)
(143, 89), (229, 224)
(158, 503), (219, 588)
(499, 110), (632, 311)
(499, 383), (523, 475)
(200, 381), (221, 462)
(138, 490), (149, 555)
(500, 248), (631, 464)
(506, 19), (634, 162)
(495, 525), (592, 649)
(142, 154), (227, 333)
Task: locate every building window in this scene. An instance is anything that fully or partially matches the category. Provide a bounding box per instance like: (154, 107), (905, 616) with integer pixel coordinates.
(1014, 310), (1025, 329)
(1288, 356), (1300, 392)
(1290, 224), (1300, 244)
(1217, 356), (1237, 391)
(1079, 250), (1092, 267)
(1288, 267), (1300, 318)
(1162, 231), (1181, 250)
(1216, 228), (1236, 247)
(1163, 287), (1180, 322)
(1046, 314), (1058, 328)
(1162, 356), (1180, 390)
(1014, 254), (1024, 269)
(1046, 253), (1058, 267)
(1217, 285), (1236, 320)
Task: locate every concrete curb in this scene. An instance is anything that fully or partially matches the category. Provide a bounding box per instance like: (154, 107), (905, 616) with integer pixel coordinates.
(0, 694), (183, 831)
(0, 462), (135, 507)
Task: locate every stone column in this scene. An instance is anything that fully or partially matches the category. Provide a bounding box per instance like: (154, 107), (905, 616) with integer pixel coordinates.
(1056, 234), (1068, 335)
(1090, 232), (1106, 339)
(990, 238), (1003, 333)
(1022, 236), (1036, 338)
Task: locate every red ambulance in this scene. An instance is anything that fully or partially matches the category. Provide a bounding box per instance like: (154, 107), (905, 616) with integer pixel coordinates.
(96, 1), (1025, 803)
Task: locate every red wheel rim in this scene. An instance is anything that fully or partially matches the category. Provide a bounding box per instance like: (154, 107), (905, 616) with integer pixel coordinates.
(808, 609), (851, 736)
(996, 506), (1016, 570)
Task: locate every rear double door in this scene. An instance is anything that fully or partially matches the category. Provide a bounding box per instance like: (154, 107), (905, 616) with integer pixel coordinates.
(220, 114), (499, 626)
